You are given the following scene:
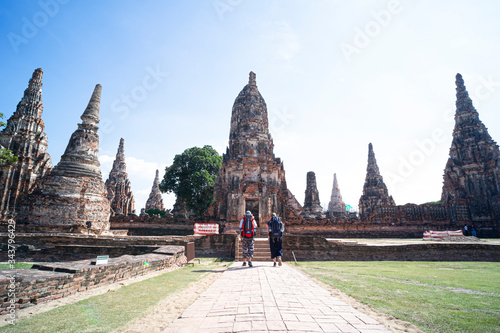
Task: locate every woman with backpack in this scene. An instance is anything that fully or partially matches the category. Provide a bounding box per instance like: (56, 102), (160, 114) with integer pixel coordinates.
(267, 213), (284, 267)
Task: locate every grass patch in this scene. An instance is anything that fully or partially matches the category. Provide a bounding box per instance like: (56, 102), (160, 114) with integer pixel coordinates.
(0, 263), (33, 269)
(1, 258), (226, 333)
(297, 261), (500, 333)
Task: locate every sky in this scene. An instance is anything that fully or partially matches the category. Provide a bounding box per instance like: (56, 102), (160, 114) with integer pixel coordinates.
(1, 1), (500, 213)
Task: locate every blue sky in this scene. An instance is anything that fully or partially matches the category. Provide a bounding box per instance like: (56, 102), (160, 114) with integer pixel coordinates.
(1, 0), (500, 212)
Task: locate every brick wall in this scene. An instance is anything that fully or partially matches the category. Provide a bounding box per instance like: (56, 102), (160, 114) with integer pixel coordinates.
(0, 245), (186, 315)
(282, 236), (500, 262)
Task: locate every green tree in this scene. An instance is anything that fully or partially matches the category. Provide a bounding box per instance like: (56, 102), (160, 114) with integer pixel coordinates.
(145, 208), (166, 218)
(160, 145), (222, 217)
(0, 113), (18, 165)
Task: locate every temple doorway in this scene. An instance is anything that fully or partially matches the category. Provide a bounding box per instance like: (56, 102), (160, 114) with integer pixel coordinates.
(245, 199), (259, 226)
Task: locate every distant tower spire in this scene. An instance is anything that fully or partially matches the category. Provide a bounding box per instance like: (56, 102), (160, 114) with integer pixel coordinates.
(0, 68), (52, 220)
(145, 169), (165, 211)
(328, 173), (346, 213)
(442, 73), (500, 222)
(301, 171), (325, 219)
(105, 138), (135, 216)
(358, 143), (395, 220)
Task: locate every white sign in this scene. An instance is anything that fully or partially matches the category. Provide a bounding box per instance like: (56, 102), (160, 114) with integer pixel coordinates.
(96, 255), (109, 265)
(194, 223), (219, 235)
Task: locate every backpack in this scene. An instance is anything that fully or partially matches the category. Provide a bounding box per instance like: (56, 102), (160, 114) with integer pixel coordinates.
(269, 216), (282, 238)
(241, 213), (255, 238)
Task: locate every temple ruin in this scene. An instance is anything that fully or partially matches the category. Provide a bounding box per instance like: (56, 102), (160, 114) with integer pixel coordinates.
(301, 171), (325, 219)
(327, 173), (345, 214)
(0, 68), (52, 221)
(105, 138), (135, 216)
(441, 73), (500, 223)
(358, 143), (396, 220)
(210, 72), (302, 224)
(145, 169), (165, 211)
(18, 84), (111, 233)
(1, 69), (498, 237)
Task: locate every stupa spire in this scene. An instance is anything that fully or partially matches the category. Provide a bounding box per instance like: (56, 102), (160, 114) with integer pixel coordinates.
(18, 83), (110, 233)
(442, 74), (500, 222)
(145, 169), (165, 211)
(328, 173), (345, 213)
(81, 84), (101, 124)
(0, 68), (52, 220)
(249, 71), (257, 87)
(301, 171), (325, 219)
(359, 143), (395, 220)
(55, 84), (102, 178)
(105, 138), (135, 216)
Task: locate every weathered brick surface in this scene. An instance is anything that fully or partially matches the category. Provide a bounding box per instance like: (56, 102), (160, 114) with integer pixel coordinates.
(209, 72), (302, 225)
(0, 245), (185, 314)
(17, 84), (111, 233)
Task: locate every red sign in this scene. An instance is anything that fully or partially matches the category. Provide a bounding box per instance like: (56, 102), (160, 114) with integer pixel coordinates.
(194, 223), (219, 235)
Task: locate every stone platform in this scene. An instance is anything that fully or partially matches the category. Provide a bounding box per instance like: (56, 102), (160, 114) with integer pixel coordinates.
(164, 261), (390, 333)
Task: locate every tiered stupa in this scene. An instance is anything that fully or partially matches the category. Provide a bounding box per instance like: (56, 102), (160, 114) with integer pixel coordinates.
(441, 74), (500, 222)
(145, 169), (165, 211)
(18, 84), (111, 233)
(105, 138), (135, 216)
(327, 173), (346, 213)
(210, 72), (301, 223)
(0, 68), (52, 221)
(358, 143), (395, 220)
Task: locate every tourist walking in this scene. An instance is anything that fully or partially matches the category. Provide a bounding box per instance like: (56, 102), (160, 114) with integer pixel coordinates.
(240, 210), (257, 267)
(268, 213), (284, 267)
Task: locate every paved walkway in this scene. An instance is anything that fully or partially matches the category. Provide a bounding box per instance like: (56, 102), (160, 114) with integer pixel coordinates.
(163, 262), (390, 333)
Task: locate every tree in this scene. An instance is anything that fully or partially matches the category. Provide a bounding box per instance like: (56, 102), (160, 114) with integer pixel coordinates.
(160, 145), (222, 217)
(145, 208), (166, 218)
(0, 113), (18, 165)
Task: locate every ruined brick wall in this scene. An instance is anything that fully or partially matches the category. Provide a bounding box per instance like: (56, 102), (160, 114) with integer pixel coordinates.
(281, 236), (500, 262)
(0, 246), (185, 315)
(194, 233), (238, 259)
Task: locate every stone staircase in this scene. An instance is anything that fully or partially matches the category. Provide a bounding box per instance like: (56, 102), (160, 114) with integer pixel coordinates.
(235, 236), (272, 262)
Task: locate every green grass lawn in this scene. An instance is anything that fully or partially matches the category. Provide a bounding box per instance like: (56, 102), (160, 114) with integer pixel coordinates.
(1, 259), (226, 333)
(0, 263), (33, 269)
(296, 261), (500, 333)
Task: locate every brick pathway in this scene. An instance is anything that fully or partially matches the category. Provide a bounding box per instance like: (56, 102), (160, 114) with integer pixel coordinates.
(163, 262), (390, 333)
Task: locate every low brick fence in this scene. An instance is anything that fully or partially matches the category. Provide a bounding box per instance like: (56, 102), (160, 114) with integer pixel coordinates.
(282, 236), (500, 262)
(194, 234), (500, 262)
(0, 245), (186, 315)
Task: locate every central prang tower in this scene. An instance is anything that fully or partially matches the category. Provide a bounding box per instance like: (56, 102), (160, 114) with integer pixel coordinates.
(210, 72), (301, 223)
